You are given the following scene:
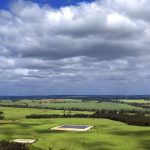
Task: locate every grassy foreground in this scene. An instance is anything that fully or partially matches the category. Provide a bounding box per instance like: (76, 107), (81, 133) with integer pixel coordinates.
(0, 118), (150, 150)
(0, 106), (150, 150)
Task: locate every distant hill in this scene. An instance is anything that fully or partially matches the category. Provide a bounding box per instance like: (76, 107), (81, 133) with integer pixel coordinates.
(0, 95), (150, 100)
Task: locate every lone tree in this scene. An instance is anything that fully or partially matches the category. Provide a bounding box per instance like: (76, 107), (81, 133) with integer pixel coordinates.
(0, 112), (4, 120)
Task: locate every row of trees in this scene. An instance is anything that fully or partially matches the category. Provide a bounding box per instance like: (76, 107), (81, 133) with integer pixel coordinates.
(26, 114), (90, 119)
(127, 103), (150, 109)
(26, 110), (150, 126)
(0, 140), (29, 150)
(93, 110), (150, 126)
(114, 100), (150, 109)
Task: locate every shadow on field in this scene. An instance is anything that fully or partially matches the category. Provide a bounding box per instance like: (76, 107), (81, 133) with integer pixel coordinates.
(16, 123), (35, 128)
(30, 145), (43, 150)
(35, 129), (51, 134)
(48, 130), (67, 134)
(0, 129), (14, 136)
(93, 125), (109, 129)
(16, 122), (52, 128)
(84, 141), (115, 150)
(110, 130), (150, 137)
(110, 130), (150, 150)
(35, 129), (66, 134)
(68, 137), (115, 150)
(140, 140), (150, 150)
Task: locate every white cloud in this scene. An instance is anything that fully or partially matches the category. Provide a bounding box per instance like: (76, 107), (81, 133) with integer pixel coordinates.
(0, 0), (150, 94)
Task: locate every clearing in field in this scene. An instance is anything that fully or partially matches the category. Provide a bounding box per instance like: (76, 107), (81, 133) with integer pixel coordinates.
(51, 125), (93, 131)
(11, 139), (36, 144)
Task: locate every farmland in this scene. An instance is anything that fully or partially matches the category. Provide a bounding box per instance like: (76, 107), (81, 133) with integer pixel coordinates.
(0, 99), (149, 111)
(0, 117), (150, 150)
(0, 106), (92, 120)
(119, 99), (150, 103)
(115, 99), (150, 109)
(0, 99), (150, 150)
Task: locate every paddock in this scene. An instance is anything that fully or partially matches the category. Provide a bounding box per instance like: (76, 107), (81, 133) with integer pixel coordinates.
(51, 125), (93, 131)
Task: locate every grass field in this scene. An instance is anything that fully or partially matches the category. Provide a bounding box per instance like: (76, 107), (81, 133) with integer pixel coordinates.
(0, 100), (150, 150)
(0, 107), (92, 120)
(117, 99), (150, 109)
(0, 105), (150, 150)
(0, 100), (149, 111)
(0, 118), (150, 150)
(119, 99), (150, 103)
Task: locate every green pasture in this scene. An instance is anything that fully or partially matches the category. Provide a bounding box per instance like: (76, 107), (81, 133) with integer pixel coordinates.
(0, 101), (150, 150)
(0, 118), (149, 150)
(119, 99), (150, 103)
(0, 100), (149, 111)
(0, 107), (92, 120)
(38, 102), (147, 110)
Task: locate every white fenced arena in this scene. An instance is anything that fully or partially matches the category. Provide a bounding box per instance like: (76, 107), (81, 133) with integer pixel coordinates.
(11, 139), (36, 144)
(51, 125), (93, 132)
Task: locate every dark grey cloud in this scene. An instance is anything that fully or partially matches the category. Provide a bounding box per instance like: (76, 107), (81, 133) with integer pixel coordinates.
(0, 0), (150, 95)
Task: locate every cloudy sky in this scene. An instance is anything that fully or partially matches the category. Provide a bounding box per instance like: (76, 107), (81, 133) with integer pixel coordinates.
(0, 0), (150, 95)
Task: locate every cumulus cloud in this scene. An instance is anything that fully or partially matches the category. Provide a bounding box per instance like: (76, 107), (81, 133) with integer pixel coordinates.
(0, 0), (150, 95)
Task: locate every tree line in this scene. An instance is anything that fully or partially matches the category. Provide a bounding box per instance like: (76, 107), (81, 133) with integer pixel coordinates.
(26, 109), (150, 126)
(0, 140), (29, 150)
(114, 100), (150, 109)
